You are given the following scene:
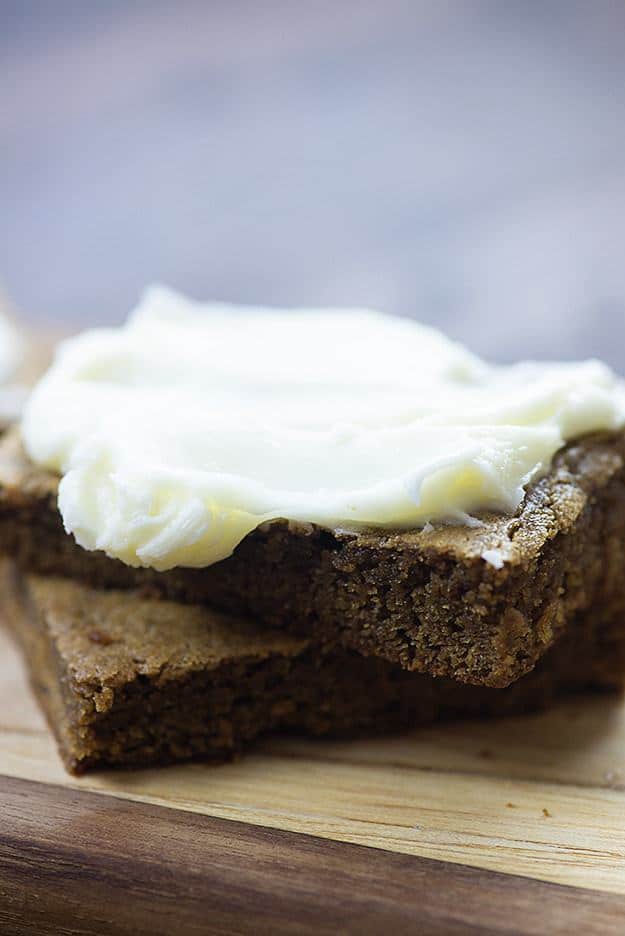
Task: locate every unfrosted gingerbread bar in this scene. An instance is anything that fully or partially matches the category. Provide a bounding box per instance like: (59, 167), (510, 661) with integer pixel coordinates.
(3, 563), (625, 775)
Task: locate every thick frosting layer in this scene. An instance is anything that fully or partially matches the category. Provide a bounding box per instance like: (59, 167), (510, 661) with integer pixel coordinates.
(22, 286), (625, 570)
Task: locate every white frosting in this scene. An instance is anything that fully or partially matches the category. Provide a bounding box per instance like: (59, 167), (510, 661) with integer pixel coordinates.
(22, 286), (625, 571)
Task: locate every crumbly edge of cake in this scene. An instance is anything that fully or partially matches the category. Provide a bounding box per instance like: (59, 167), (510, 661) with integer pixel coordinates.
(2, 430), (625, 687)
(3, 563), (625, 774)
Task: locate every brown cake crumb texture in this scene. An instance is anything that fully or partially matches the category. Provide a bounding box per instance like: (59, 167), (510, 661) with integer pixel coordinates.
(3, 562), (625, 774)
(2, 429), (625, 687)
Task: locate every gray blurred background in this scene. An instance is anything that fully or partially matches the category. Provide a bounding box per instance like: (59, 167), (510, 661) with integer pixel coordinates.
(2, 0), (625, 366)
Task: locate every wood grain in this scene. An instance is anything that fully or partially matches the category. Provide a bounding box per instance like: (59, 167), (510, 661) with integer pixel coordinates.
(3, 774), (625, 936)
(3, 622), (625, 897)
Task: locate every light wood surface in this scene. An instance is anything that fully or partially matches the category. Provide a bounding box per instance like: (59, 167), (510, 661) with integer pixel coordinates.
(3, 621), (625, 898)
(6, 775), (625, 936)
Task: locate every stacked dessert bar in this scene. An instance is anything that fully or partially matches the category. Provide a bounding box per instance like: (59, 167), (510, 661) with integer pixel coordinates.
(3, 292), (625, 774)
(3, 425), (625, 774)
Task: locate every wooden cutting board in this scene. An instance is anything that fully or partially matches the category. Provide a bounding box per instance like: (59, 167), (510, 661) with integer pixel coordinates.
(3, 622), (625, 934)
